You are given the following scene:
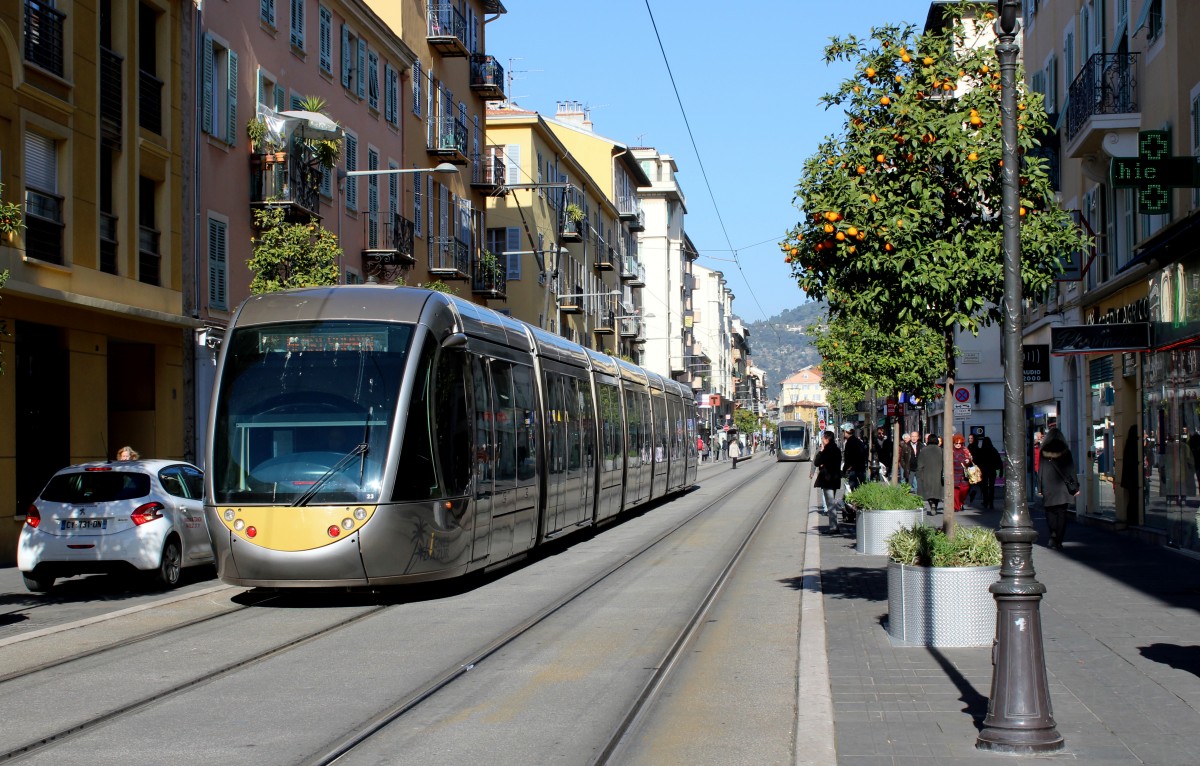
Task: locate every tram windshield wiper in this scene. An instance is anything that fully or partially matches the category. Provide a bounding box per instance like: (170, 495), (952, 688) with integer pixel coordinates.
(292, 443), (369, 507)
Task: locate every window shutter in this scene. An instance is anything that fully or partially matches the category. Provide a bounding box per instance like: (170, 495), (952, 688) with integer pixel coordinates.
(388, 163), (398, 215)
(368, 52), (379, 110)
(368, 149), (379, 213)
(505, 144), (520, 185)
(226, 51), (238, 144)
(25, 132), (56, 192)
(274, 85), (285, 111)
(318, 7), (332, 73)
(341, 25), (351, 89)
(202, 35), (214, 135)
(208, 218), (228, 309)
(427, 175), (434, 242)
(412, 60), (422, 115)
(383, 64), (394, 122)
(357, 39), (367, 99)
(290, 0), (304, 48)
(345, 133), (358, 210)
(506, 227), (521, 280)
(413, 172), (423, 238)
(226, 49), (238, 145)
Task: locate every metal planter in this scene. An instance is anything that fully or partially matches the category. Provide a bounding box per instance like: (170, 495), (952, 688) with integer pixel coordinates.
(886, 561), (1000, 647)
(855, 508), (924, 556)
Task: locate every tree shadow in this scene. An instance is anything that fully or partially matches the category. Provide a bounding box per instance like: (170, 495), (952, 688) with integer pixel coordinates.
(1139, 643), (1200, 678)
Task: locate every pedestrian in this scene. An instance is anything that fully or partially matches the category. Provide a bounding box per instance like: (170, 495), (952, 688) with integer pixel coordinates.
(916, 434), (943, 514)
(977, 436), (1002, 510)
(873, 426), (893, 482)
(841, 424), (868, 491)
(698, 437), (707, 463)
(728, 434), (742, 468)
(811, 430), (843, 533)
(909, 430), (921, 492)
(1030, 430), (1044, 501)
(951, 434), (972, 512)
(967, 433), (982, 503)
(1120, 425), (1141, 525)
(1038, 427), (1078, 550)
(714, 439), (722, 462)
(897, 432), (913, 485)
(116, 446), (140, 461)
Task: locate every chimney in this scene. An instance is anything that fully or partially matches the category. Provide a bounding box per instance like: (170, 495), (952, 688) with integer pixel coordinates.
(555, 100), (592, 131)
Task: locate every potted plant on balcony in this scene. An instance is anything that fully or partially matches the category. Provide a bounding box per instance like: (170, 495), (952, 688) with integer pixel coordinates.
(478, 250), (504, 291)
(844, 481), (924, 555)
(884, 523), (1002, 646)
(247, 117), (269, 152)
(295, 95), (342, 170)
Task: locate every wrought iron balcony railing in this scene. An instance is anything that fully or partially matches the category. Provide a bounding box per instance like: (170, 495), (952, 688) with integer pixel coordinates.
(100, 46), (124, 147)
(472, 253), (507, 297)
(24, 0), (65, 77)
(472, 146), (506, 188)
(429, 115), (468, 159)
(427, 3), (467, 56)
(469, 54), (505, 100)
(1066, 52), (1138, 143)
(430, 236), (470, 277)
(24, 189), (64, 265)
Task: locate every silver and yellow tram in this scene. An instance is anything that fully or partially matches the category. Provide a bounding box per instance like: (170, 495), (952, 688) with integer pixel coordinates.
(775, 421), (812, 462)
(204, 286), (700, 587)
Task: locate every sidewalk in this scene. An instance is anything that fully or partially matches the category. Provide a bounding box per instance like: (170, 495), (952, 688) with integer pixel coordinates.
(812, 492), (1200, 765)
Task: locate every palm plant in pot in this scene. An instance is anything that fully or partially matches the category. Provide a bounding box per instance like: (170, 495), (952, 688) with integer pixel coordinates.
(844, 481), (924, 555)
(884, 523), (1002, 646)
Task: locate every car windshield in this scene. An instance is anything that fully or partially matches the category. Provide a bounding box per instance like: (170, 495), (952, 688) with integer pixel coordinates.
(40, 472), (151, 503)
(212, 321), (412, 505)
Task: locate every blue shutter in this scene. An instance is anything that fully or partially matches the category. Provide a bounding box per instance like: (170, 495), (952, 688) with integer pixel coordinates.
(345, 133), (358, 211)
(357, 38), (367, 99)
(274, 85), (285, 111)
(341, 25), (351, 89)
(226, 51), (238, 145)
(318, 7), (332, 73)
(413, 172), (423, 238)
(290, 0), (304, 49)
(368, 51), (379, 110)
(208, 218), (228, 309)
(202, 35), (213, 135)
(506, 227), (521, 280)
(412, 60), (422, 115)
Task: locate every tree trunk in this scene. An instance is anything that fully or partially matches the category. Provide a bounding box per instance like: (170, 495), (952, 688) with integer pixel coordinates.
(892, 417), (901, 485)
(942, 329), (957, 539)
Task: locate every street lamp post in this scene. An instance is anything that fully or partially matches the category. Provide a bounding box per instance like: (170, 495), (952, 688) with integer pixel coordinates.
(976, 0), (1063, 753)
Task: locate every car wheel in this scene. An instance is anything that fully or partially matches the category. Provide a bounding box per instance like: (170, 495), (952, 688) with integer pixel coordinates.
(23, 573), (55, 593)
(156, 538), (183, 589)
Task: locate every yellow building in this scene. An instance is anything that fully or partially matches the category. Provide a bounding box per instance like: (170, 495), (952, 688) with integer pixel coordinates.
(0, 0), (191, 561)
(486, 103), (649, 356)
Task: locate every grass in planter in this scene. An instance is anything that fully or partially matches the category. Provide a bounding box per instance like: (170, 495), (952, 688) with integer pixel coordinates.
(886, 524), (1001, 567)
(845, 481), (924, 511)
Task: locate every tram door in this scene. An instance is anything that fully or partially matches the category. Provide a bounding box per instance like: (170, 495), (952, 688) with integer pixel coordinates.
(469, 357), (493, 564)
(486, 360), (520, 562)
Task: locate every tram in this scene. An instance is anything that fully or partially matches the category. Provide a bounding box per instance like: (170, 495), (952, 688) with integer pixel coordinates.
(204, 286), (700, 587)
(775, 421), (812, 462)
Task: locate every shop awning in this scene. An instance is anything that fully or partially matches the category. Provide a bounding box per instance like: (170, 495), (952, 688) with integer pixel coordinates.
(1051, 323), (1152, 354)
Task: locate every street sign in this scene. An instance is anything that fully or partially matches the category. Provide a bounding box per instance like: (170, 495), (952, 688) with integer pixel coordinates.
(954, 402), (973, 418)
(954, 387), (971, 403)
(817, 407), (827, 432)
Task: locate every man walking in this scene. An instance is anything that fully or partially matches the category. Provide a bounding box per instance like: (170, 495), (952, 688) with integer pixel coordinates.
(909, 430), (921, 492)
(842, 424), (869, 491)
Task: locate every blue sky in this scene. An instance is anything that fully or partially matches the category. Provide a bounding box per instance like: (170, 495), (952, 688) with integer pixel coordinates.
(487, 0), (942, 324)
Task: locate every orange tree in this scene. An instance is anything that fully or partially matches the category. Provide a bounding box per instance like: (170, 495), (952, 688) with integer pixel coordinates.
(780, 3), (1088, 533)
(247, 206), (341, 294)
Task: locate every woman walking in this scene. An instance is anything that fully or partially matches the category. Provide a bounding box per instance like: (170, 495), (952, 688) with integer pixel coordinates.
(1038, 427), (1078, 550)
(811, 431), (843, 533)
(951, 434), (973, 512)
(977, 436), (1002, 510)
(916, 434), (943, 515)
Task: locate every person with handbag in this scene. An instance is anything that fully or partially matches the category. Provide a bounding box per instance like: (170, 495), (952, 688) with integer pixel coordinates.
(1038, 427), (1078, 550)
(811, 430), (844, 533)
(951, 434), (973, 512)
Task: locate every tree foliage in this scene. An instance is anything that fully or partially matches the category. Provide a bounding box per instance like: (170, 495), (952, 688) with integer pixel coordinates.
(780, 3), (1087, 334)
(247, 206), (341, 294)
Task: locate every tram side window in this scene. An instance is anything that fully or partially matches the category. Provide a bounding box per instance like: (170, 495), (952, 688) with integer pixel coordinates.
(434, 349), (471, 497)
(490, 361), (517, 488)
(546, 373), (566, 476)
(598, 382), (621, 466)
(652, 394), (668, 463)
(512, 364), (538, 484)
(624, 389), (641, 464)
(566, 376), (583, 473)
(394, 337), (439, 501)
(473, 358), (493, 487)
(579, 378), (595, 469)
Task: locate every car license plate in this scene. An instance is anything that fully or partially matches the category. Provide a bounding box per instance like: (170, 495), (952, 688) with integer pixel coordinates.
(61, 519), (108, 531)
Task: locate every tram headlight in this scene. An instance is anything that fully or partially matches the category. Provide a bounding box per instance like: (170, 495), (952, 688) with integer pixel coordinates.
(353, 507), (367, 521)
(341, 518), (355, 530)
(233, 519), (245, 531)
(223, 509), (236, 522)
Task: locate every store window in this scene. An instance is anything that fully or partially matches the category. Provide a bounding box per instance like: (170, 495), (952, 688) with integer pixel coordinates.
(1088, 355), (1117, 521)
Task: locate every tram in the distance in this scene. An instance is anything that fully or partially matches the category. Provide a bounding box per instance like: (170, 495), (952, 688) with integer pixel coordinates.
(203, 286), (699, 588)
(775, 421), (812, 462)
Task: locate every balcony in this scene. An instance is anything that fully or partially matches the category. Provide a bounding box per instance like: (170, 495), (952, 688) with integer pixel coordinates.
(99, 211), (118, 275)
(558, 283), (584, 314)
(472, 252), (507, 299)
(249, 150), (322, 222)
(100, 46), (124, 148)
(138, 225), (160, 286)
(618, 196), (645, 231)
(427, 115), (469, 165)
(362, 213), (416, 283)
(139, 69), (163, 135)
(469, 54), (505, 101)
(594, 246), (616, 271)
(560, 217), (583, 243)
(430, 237), (470, 279)
(1065, 53), (1139, 159)
(24, 189), (64, 265)
(619, 317), (641, 338)
(24, 0), (65, 77)
(621, 254), (645, 285)
(471, 146), (506, 194)
(427, 3), (468, 57)
(594, 310), (616, 335)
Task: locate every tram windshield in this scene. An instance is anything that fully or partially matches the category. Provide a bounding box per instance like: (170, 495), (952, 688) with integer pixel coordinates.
(778, 425), (808, 452)
(212, 321), (413, 505)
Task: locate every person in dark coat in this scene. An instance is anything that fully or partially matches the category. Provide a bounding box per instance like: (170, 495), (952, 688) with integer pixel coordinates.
(1038, 427), (1077, 550)
(916, 433), (943, 514)
(1120, 425), (1141, 525)
(842, 425), (868, 491)
(967, 434), (982, 503)
(811, 430), (843, 533)
(976, 436), (1002, 510)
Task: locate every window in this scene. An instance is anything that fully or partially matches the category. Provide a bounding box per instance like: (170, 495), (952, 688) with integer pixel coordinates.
(257, 68), (284, 110)
(367, 51), (379, 111)
(413, 171), (423, 238)
(24, 0), (66, 77)
(208, 217), (228, 310)
(318, 6), (332, 73)
(412, 60), (422, 116)
(388, 161), (398, 216)
(384, 64), (397, 124)
(488, 227), (521, 280)
(344, 132), (358, 211)
(24, 130), (64, 265)
(427, 175), (434, 244)
(1064, 27), (1075, 84)
(1147, 0), (1163, 43)
(260, 0), (275, 27)
(367, 147), (379, 247)
(138, 175), (160, 286)
(1044, 54), (1058, 113)
(289, 0), (304, 49)
(202, 35), (238, 144)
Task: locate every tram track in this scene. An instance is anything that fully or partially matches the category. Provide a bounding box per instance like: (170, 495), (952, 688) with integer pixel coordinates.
(300, 458), (792, 766)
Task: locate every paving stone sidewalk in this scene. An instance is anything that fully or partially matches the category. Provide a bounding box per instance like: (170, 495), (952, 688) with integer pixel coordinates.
(816, 499), (1200, 765)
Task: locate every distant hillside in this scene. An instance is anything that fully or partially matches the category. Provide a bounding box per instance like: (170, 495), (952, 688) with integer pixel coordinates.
(743, 301), (826, 398)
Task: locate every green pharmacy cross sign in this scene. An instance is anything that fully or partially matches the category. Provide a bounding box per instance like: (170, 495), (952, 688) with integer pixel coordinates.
(1110, 130), (1200, 215)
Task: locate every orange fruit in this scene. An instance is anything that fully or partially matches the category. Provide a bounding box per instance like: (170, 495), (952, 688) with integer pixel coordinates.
(880, 96), (892, 105)
(847, 226), (858, 236)
(970, 115), (982, 126)
(901, 54), (911, 63)
(884, 243), (894, 252)
(876, 154), (886, 163)
(968, 152), (978, 161)
(943, 82), (953, 91)
(823, 223), (834, 233)
(981, 65), (990, 73)
(836, 232), (846, 241)
(857, 165), (867, 175)
(848, 246), (856, 254)
(1019, 207), (1027, 217)
(869, 193), (879, 203)
(895, 74), (903, 83)
(866, 67), (876, 78)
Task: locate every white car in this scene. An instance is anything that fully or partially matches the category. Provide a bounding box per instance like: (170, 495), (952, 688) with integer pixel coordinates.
(18, 459), (214, 593)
